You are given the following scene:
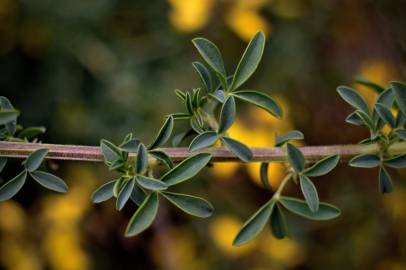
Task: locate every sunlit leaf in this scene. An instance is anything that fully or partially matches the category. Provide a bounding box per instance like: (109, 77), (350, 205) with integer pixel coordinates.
(30, 171), (68, 193)
(125, 193), (159, 237)
(349, 154), (380, 168)
(286, 143), (305, 172)
(161, 153), (211, 186)
(231, 32), (265, 90)
(0, 171), (27, 201)
(221, 136), (253, 162)
(116, 178), (135, 210)
(162, 191), (214, 218)
(299, 175), (319, 212)
(233, 201), (273, 246)
(303, 155), (340, 177)
(232, 90), (282, 119)
(25, 148), (48, 172)
(189, 131), (218, 152)
(280, 196), (340, 220)
(148, 116), (174, 149)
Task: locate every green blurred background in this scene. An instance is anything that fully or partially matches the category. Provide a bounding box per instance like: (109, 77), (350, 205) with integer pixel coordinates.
(1, 0), (406, 269)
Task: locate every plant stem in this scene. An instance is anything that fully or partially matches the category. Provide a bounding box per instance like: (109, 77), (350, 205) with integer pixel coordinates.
(273, 172), (293, 200)
(1, 141), (406, 163)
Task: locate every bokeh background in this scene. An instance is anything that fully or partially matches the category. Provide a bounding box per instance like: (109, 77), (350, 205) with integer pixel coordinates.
(1, 0), (406, 269)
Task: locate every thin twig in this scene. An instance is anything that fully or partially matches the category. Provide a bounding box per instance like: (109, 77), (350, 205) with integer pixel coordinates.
(1, 141), (406, 163)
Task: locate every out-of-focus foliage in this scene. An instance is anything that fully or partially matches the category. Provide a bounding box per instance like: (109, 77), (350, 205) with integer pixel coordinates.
(1, 0), (406, 269)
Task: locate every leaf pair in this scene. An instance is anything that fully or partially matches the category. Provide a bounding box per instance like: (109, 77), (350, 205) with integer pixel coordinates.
(0, 148), (68, 201)
(286, 143), (340, 212)
(233, 197), (340, 245)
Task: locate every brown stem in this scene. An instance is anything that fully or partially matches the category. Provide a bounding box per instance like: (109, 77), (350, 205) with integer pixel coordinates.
(1, 141), (406, 163)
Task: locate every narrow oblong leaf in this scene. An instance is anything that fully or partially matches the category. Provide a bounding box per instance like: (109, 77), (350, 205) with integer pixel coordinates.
(391, 81), (406, 116)
(192, 38), (226, 80)
(125, 193), (159, 237)
(189, 131), (218, 152)
(395, 129), (406, 140)
(355, 110), (374, 131)
(116, 179), (136, 210)
(379, 166), (393, 194)
(0, 97), (17, 135)
(193, 61), (213, 92)
(120, 139), (140, 153)
(148, 116), (174, 149)
(0, 110), (19, 125)
(259, 162), (272, 190)
(383, 154), (406, 168)
(30, 171), (68, 193)
(18, 127), (46, 140)
(0, 171), (27, 201)
(209, 89), (226, 103)
(162, 191), (214, 218)
(280, 196), (341, 220)
(337, 86), (369, 114)
(136, 143), (148, 174)
(232, 201), (273, 246)
(231, 32), (265, 90)
(91, 180), (116, 203)
(221, 136), (253, 162)
(286, 143), (305, 172)
(161, 153), (211, 186)
(0, 157), (7, 173)
(130, 185), (147, 206)
(270, 203), (289, 239)
(375, 103), (395, 128)
(349, 154), (380, 168)
(149, 150), (174, 169)
(275, 130), (304, 147)
(232, 90), (282, 119)
(354, 76), (385, 93)
(303, 155), (340, 177)
(299, 175), (319, 212)
(136, 176), (168, 191)
(25, 148), (49, 172)
(345, 112), (364, 126)
(218, 96), (236, 134)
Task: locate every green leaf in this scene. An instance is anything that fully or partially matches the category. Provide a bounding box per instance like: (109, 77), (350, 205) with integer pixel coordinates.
(275, 130), (304, 147)
(375, 103), (395, 128)
(148, 150), (174, 169)
(349, 154), (380, 168)
(299, 175), (319, 212)
(232, 90), (282, 119)
(136, 176), (168, 191)
(25, 148), (48, 172)
(286, 143), (305, 172)
(120, 139), (140, 153)
(0, 171), (27, 201)
(193, 61), (213, 92)
(384, 154), (406, 168)
(125, 193), (159, 237)
(100, 139), (121, 164)
(209, 89), (226, 103)
(270, 203), (289, 239)
(355, 110), (374, 131)
(91, 180), (116, 203)
(0, 110), (19, 125)
(0, 97), (17, 135)
(0, 157), (7, 173)
(148, 116), (174, 149)
(136, 143), (148, 174)
(162, 191), (214, 218)
(376, 88), (394, 107)
(130, 185), (147, 206)
(189, 131), (218, 152)
(221, 136), (253, 162)
(116, 178), (135, 210)
(337, 86), (369, 115)
(113, 178), (125, 197)
(17, 126), (46, 140)
(231, 32), (265, 90)
(218, 96), (236, 134)
(280, 196), (341, 220)
(345, 112), (364, 126)
(259, 162), (272, 190)
(192, 38), (227, 86)
(30, 171), (68, 193)
(395, 129), (406, 140)
(232, 201), (273, 246)
(379, 166), (393, 194)
(354, 76), (385, 93)
(303, 155), (340, 177)
(391, 81), (406, 116)
(161, 153), (211, 186)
